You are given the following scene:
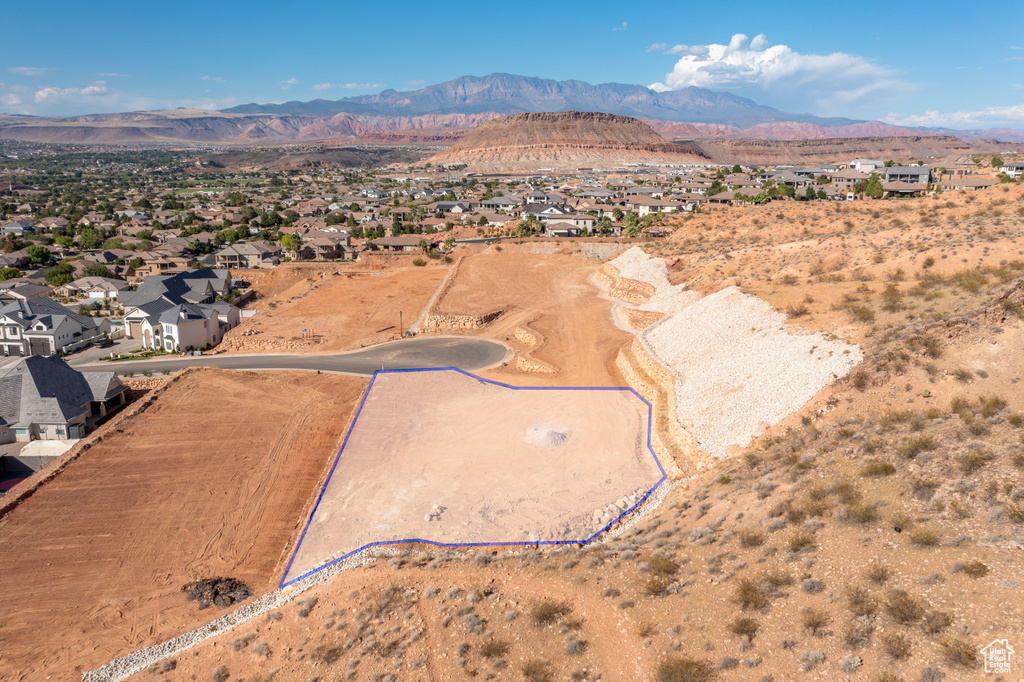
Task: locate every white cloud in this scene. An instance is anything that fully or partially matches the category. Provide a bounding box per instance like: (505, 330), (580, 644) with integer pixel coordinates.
(885, 104), (1024, 128)
(312, 82), (333, 91)
(343, 82), (384, 89)
(649, 33), (907, 114)
(612, 21), (627, 32)
(200, 75), (225, 82)
(280, 77), (298, 90)
(97, 72), (130, 78)
(8, 66), (51, 77)
(34, 80), (109, 103)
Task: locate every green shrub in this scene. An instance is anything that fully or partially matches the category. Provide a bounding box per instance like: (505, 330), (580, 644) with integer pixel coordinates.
(412, 258), (426, 267)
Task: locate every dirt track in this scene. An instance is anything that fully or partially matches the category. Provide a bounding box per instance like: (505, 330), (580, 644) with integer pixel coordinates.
(0, 370), (367, 681)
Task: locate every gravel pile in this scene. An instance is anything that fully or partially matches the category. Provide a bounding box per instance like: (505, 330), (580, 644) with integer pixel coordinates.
(607, 246), (670, 290)
(608, 246), (699, 315)
(642, 286), (861, 459)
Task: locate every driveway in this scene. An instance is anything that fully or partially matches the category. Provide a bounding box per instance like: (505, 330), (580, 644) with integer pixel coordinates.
(70, 336), (511, 377)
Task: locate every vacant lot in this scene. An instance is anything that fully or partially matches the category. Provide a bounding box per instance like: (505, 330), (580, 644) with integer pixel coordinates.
(284, 369), (662, 584)
(434, 250), (634, 386)
(0, 369), (366, 681)
(221, 262), (448, 354)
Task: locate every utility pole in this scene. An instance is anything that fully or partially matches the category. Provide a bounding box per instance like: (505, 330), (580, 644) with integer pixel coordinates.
(399, 310), (403, 338)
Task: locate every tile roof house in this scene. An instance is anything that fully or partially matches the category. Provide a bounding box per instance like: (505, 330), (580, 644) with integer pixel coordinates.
(0, 354), (127, 442)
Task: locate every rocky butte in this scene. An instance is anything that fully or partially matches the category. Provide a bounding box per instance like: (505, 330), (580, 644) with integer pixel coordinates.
(426, 111), (709, 171)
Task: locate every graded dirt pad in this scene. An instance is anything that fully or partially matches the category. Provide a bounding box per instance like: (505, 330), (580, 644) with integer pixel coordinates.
(0, 369), (367, 681)
(283, 369), (663, 585)
(432, 251), (634, 386)
(221, 263), (447, 354)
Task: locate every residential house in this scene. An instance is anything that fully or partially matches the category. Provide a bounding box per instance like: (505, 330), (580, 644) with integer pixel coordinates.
(941, 176), (996, 192)
(0, 283), (52, 302)
(0, 355), (127, 442)
(57, 276), (131, 300)
(998, 162), (1024, 179)
(826, 168), (870, 190)
(369, 236), (428, 252)
(851, 159), (885, 174)
(213, 241), (282, 269)
(121, 268), (238, 351)
(0, 297), (109, 357)
(885, 166), (931, 185)
(1, 220), (35, 237)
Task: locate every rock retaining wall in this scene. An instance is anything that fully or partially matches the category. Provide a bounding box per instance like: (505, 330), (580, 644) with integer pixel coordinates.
(594, 263), (656, 305)
(419, 309), (505, 332)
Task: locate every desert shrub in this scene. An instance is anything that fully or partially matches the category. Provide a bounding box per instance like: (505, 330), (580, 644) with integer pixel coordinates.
(802, 578), (825, 594)
(866, 562), (891, 585)
(939, 638), (978, 667)
(978, 394), (1008, 418)
(565, 639), (588, 656)
(850, 369), (871, 391)
(847, 586), (876, 617)
(831, 479), (862, 504)
(802, 607), (830, 636)
(910, 528), (941, 548)
(910, 478), (939, 501)
(212, 666), (229, 682)
(922, 610), (953, 635)
(885, 589), (925, 624)
(644, 577), (671, 597)
(312, 643), (342, 664)
(787, 303), (809, 317)
(251, 642), (270, 658)
(729, 617), (759, 640)
(788, 531), (816, 552)
(734, 578), (769, 610)
(961, 560), (988, 578)
(1006, 502), (1024, 524)
(849, 305), (875, 323)
(881, 632), (911, 660)
(655, 656), (715, 682)
(952, 367), (974, 383)
(650, 555), (679, 576)
(838, 502), (879, 525)
(412, 258), (426, 267)
(530, 599), (569, 626)
(844, 619), (874, 648)
(737, 529), (764, 548)
(957, 451), (994, 474)
(480, 638), (510, 659)
(881, 283), (903, 312)
(861, 460), (895, 477)
(521, 659), (552, 682)
(897, 436), (937, 459)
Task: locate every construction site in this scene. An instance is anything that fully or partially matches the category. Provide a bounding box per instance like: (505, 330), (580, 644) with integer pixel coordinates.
(4, 183), (1024, 681)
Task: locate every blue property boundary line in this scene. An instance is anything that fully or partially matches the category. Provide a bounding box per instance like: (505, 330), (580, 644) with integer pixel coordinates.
(279, 367), (667, 588)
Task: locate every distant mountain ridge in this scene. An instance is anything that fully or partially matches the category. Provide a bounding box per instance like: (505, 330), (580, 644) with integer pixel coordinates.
(1, 73), (1022, 147)
(224, 73), (858, 128)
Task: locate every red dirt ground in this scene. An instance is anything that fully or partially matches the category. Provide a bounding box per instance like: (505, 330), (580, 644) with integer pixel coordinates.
(0, 369), (367, 681)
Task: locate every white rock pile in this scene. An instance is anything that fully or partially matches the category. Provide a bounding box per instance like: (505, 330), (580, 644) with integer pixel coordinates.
(607, 246), (700, 315)
(525, 422), (569, 448)
(642, 286), (862, 458)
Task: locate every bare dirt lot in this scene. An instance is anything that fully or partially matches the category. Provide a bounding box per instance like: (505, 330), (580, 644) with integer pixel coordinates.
(222, 260), (448, 354)
(284, 369), (662, 584)
(430, 250), (634, 386)
(0, 369), (367, 681)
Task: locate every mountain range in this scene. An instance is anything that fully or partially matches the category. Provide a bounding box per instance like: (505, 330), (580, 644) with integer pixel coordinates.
(1, 73), (1022, 146)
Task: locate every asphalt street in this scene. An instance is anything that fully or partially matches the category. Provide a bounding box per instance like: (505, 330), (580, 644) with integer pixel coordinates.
(71, 336), (510, 376)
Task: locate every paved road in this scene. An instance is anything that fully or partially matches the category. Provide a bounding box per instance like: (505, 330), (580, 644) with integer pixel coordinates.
(71, 336), (510, 376)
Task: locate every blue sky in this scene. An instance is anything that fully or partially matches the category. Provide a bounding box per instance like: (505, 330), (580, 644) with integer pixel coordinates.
(2, 0), (1023, 129)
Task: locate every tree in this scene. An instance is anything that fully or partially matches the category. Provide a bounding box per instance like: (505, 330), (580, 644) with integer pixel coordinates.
(992, 156), (1004, 168)
(707, 180), (725, 196)
(865, 174), (884, 199)
(612, 208), (624, 222)
(128, 257), (145, 269)
(26, 244), (50, 266)
(478, 215), (488, 227)
(804, 186), (817, 201)
(45, 262), (74, 287)
(731, 164), (742, 174)
(82, 263), (119, 279)
(55, 234), (74, 247)
(79, 229), (101, 250)
(0, 267), (20, 281)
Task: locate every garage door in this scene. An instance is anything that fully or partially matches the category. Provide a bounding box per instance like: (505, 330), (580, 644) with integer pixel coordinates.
(28, 338), (51, 356)
(128, 321), (142, 339)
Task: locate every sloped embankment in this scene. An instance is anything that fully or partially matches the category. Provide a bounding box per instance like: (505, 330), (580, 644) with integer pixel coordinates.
(602, 246), (862, 470)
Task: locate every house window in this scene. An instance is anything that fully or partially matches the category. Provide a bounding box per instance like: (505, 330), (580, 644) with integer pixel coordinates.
(56, 425), (65, 437)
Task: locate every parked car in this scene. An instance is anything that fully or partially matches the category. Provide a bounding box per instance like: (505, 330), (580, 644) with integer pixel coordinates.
(92, 338), (114, 348)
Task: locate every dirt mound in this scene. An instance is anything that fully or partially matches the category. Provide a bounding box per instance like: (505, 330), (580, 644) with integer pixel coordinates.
(525, 422), (570, 448)
(427, 111), (709, 171)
